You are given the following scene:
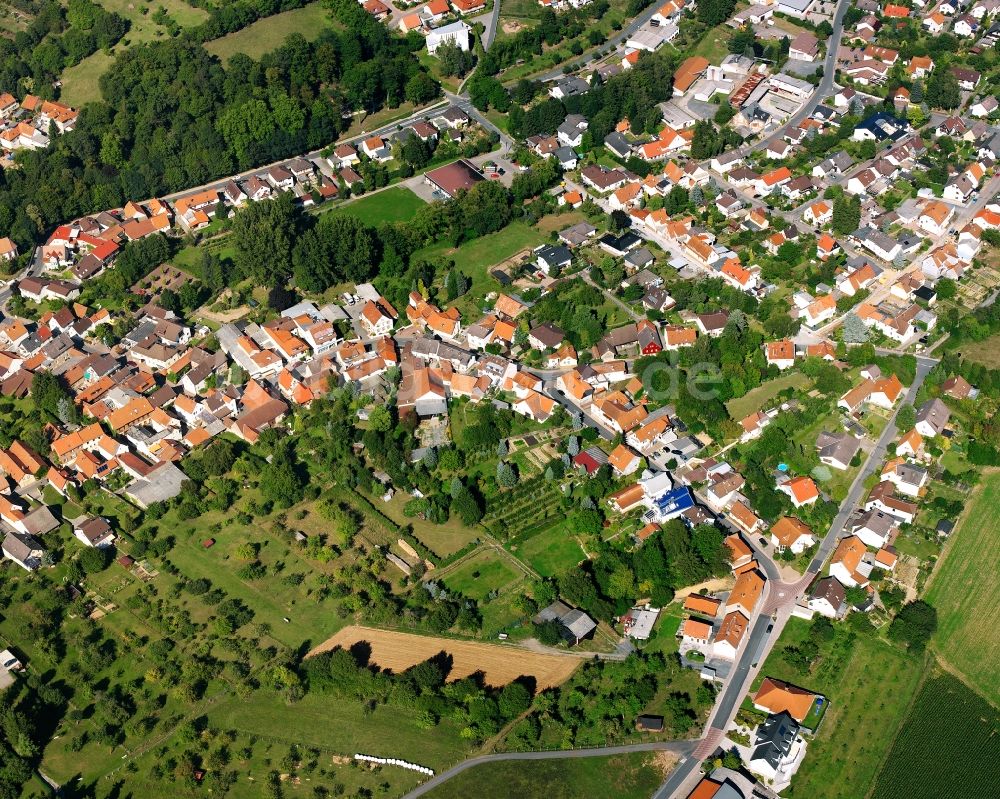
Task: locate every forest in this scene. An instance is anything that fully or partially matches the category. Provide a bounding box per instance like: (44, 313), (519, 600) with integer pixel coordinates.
(0, 0), (438, 251)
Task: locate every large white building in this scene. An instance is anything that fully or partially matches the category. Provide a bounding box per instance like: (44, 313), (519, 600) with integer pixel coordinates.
(427, 21), (471, 55)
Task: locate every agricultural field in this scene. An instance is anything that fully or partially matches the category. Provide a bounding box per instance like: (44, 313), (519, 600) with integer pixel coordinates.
(442, 548), (527, 600)
(330, 185), (427, 226)
(725, 371), (812, 421)
(424, 752), (675, 799)
(869, 673), (1000, 799)
(204, 1), (335, 61)
(308, 626), (580, 689)
(925, 470), (1000, 707)
(484, 474), (566, 543)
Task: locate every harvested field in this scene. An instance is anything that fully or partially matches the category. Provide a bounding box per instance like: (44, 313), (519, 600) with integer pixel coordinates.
(308, 625), (579, 689)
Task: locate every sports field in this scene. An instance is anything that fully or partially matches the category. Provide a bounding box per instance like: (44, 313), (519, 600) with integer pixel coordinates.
(308, 626), (579, 688)
(925, 470), (1000, 706)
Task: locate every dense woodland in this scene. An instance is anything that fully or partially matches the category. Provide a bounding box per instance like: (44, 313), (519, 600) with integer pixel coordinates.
(0, 0), (439, 251)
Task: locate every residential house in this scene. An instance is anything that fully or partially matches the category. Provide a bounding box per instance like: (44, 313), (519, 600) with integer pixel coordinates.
(771, 517), (816, 554)
(829, 535), (870, 587)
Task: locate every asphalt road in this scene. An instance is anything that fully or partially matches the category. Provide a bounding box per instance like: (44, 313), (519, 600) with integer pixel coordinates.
(533, 3), (666, 83)
(740, 0), (853, 159)
(400, 740), (697, 799)
(481, 0), (501, 51)
(807, 355), (938, 573)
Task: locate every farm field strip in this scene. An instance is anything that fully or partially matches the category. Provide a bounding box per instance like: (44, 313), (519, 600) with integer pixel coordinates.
(925, 470), (1000, 707)
(868, 672), (1000, 799)
(308, 626), (580, 689)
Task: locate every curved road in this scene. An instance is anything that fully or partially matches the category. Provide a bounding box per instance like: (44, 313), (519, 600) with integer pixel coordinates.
(401, 740), (697, 798)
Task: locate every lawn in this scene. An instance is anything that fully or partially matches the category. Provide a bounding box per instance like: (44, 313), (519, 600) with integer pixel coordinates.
(868, 672), (1000, 799)
(512, 521), (585, 577)
(60, 0), (209, 107)
(377, 491), (481, 557)
(725, 371), (812, 421)
(146, 500), (352, 649)
(925, 469), (1000, 707)
(689, 23), (733, 64)
(411, 221), (547, 318)
(423, 752), (670, 799)
(208, 690), (469, 770)
(443, 549), (524, 600)
(955, 332), (1000, 368)
(331, 186), (427, 226)
(204, 1), (335, 62)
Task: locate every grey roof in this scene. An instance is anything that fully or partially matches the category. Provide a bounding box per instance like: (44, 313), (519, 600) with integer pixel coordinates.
(916, 398), (950, 435)
(22, 506), (59, 537)
(853, 508), (897, 538)
(125, 461), (187, 508)
(751, 711), (800, 768)
(536, 244), (572, 266)
(604, 131), (632, 156)
(554, 146), (578, 164)
(894, 462), (928, 486)
(561, 608), (597, 639)
(2, 532), (43, 567)
(625, 247), (655, 268)
(534, 600), (572, 623)
(553, 76), (590, 96)
(559, 221), (597, 246)
(817, 431), (861, 465)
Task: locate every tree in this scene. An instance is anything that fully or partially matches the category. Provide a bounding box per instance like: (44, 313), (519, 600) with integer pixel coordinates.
(498, 682), (532, 719)
(926, 70), (961, 110)
(367, 405), (392, 432)
(79, 546), (112, 574)
(451, 488), (483, 526)
(842, 312), (870, 343)
(888, 600), (937, 653)
(698, 0), (738, 26)
(232, 194), (298, 286)
(845, 585), (868, 607)
(405, 72), (440, 104)
(832, 195), (860, 235)
(436, 42), (476, 78)
(936, 278), (957, 300)
(497, 461), (518, 488)
(609, 209), (630, 231)
(895, 403), (916, 431)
